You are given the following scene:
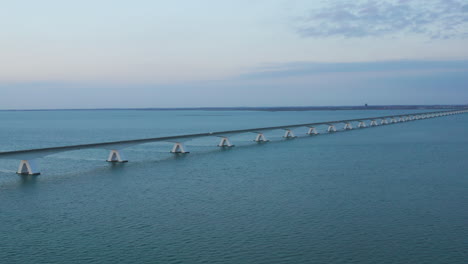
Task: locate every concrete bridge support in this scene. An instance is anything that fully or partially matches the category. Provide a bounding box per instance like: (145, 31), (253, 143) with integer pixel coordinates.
(171, 142), (189, 153)
(283, 129), (296, 138)
(218, 137), (234, 147)
(344, 122), (353, 130)
(254, 133), (269, 142)
(17, 160), (40, 175)
(357, 121), (367, 128)
(307, 127), (318, 135)
(106, 150), (128, 163)
(327, 124), (337, 132)
(381, 119), (389, 125)
(370, 120), (378, 126)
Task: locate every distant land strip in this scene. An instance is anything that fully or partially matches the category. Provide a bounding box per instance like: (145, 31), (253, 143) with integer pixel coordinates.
(1, 105), (468, 112)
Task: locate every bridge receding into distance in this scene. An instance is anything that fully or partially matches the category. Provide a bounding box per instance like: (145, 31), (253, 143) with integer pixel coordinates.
(0, 109), (466, 175)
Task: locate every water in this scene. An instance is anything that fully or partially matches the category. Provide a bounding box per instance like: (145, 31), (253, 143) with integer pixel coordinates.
(0, 110), (467, 263)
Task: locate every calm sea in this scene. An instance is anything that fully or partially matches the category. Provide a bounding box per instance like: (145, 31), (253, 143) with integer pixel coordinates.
(0, 109), (467, 264)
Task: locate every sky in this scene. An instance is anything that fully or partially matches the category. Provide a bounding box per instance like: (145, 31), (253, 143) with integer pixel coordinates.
(1, 0), (468, 109)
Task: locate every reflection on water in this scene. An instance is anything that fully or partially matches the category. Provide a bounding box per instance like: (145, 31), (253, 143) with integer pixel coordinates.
(19, 174), (39, 187)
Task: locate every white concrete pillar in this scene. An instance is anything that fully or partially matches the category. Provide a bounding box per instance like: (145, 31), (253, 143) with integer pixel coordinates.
(391, 117), (397, 123)
(327, 124), (337, 132)
(283, 129), (296, 138)
(254, 133), (269, 142)
(399, 117), (404, 122)
(107, 150), (128, 162)
(343, 122), (353, 130)
(370, 120), (378, 126)
(357, 121), (367, 128)
(307, 127), (318, 135)
(218, 137), (234, 147)
(17, 160), (40, 175)
(171, 142), (189, 153)
(381, 119), (388, 125)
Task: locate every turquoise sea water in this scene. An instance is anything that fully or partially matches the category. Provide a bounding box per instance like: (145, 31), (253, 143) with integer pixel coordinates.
(0, 109), (467, 263)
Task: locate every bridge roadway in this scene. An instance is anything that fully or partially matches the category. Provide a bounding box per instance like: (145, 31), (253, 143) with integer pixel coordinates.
(0, 109), (466, 175)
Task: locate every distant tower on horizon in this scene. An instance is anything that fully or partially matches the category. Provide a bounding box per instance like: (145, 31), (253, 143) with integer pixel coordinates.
(365, 103), (368, 108)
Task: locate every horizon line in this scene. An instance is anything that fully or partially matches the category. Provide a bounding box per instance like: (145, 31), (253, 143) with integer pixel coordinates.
(1, 104), (467, 112)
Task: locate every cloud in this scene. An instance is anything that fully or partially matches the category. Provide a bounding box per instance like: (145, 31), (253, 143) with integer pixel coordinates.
(296, 0), (468, 39)
(237, 60), (468, 80)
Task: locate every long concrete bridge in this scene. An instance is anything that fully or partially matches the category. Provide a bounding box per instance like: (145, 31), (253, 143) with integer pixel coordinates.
(0, 109), (466, 175)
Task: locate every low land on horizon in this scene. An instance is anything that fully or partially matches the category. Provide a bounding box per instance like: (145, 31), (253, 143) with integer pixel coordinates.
(1, 105), (467, 112)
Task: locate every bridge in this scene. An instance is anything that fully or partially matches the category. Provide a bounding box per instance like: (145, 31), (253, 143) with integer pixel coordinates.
(0, 109), (466, 175)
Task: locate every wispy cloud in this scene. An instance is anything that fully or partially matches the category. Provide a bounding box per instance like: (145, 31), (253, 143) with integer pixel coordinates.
(296, 0), (468, 39)
(237, 60), (468, 80)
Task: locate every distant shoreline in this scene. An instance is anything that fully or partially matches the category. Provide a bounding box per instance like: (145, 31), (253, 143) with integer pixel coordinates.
(0, 105), (467, 112)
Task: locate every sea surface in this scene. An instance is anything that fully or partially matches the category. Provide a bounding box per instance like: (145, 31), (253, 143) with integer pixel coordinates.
(0, 109), (467, 264)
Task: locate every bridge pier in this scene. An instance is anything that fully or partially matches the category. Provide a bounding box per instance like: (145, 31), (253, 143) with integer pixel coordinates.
(399, 117), (404, 122)
(283, 129), (296, 138)
(381, 118), (389, 125)
(171, 142), (189, 153)
(218, 137), (234, 147)
(343, 122), (353, 130)
(357, 121), (367, 128)
(307, 127), (318, 135)
(254, 133), (269, 142)
(390, 117), (397, 123)
(327, 124), (337, 132)
(370, 120), (378, 126)
(17, 159), (40, 175)
(107, 150), (128, 162)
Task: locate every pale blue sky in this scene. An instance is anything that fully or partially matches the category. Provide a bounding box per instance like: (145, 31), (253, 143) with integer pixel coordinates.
(1, 0), (468, 109)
